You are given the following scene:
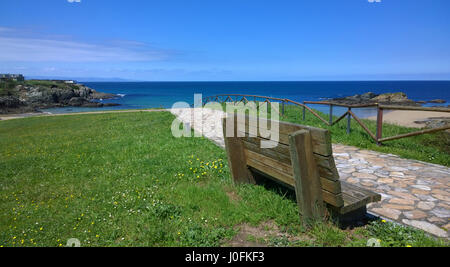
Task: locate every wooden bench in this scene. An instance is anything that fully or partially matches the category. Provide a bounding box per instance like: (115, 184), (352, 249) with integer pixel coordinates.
(222, 114), (381, 224)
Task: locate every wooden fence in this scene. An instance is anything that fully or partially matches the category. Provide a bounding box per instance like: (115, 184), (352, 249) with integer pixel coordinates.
(202, 94), (450, 145)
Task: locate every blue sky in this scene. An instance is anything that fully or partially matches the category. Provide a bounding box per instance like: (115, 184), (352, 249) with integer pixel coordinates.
(0, 0), (449, 81)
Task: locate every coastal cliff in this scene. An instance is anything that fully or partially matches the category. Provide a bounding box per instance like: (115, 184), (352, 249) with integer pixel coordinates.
(0, 80), (119, 114)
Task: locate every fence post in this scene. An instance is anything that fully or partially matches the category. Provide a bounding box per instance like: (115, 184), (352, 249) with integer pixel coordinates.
(376, 106), (383, 146)
(347, 108), (351, 134)
(281, 101), (285, 116)
(329, 104), (333, 125)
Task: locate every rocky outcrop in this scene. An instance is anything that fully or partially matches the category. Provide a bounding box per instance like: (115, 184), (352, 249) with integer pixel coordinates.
(428, 99), (446, 104)
(1, 80), (120, 114)
(331, 92), (420, 106)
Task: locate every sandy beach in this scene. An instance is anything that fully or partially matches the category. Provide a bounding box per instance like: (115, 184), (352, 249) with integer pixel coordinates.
(367, 110), (450, 128)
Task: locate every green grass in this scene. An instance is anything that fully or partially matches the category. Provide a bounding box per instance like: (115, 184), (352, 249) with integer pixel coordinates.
(0, 111), (447, 247)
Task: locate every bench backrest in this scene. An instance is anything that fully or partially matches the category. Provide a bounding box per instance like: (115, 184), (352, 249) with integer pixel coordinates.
(222, 114), (344, 220)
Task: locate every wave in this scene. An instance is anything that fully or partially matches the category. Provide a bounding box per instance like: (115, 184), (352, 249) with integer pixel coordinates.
(117, 94), (126, 97)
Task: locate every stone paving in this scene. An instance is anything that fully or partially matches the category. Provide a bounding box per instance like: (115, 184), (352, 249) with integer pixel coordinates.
(170, 108), (450, 238)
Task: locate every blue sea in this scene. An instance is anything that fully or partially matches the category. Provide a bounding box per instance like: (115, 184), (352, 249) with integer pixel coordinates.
(42, 81), (450, 118)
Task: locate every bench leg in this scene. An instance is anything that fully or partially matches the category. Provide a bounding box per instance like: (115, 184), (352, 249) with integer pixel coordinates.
(223, 118), (255, 185)
(289, 130), (325, 225)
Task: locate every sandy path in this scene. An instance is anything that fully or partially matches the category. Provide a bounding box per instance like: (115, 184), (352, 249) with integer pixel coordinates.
(367, 110), (450, 128)
(0, 109), (166, 121)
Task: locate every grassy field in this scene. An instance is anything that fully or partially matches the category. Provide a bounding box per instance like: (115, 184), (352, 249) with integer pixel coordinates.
(0, 111), (447, 247)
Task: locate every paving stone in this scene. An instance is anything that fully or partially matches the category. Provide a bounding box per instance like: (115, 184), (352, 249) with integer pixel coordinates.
(359, 169), (375, 174)
(403, 210), (428, 220)
(379, 178), (394, 184)
(334, 153), (350, 157)
(412, 189), (432, 195)
(340, 168), (356, 174)
(377, 186), (392, 192)
(443, 223), (450, 231)
(430, 208), (450, 218)
(389, 166), (409, 172)
(384, 204), (415, 210)
(432, 194), (450, 202)
(361, 181), (376, 187)
(438, 203), (450, 209)
(390, 172), (405, 177)
(411, 185), (431, 191)
(428, 216), (446, 223)
(415, 194), (437, 202)
(402, 220), (448, 238)
(346, 178), (359, 184)
(417, 201), (436, 211)
(371, 208), (402, 220)
(378, 193), (392, 200)
(353, 172), (377, 179)
(431, 189), (450, 196)
(389, 198), (415, 205)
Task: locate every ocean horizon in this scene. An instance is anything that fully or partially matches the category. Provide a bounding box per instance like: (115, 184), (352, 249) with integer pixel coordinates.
(41, 80), (450, 118)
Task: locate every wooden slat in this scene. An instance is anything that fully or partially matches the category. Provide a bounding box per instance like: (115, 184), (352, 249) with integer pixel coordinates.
(322, 190), (344, 207)
(338, 181), (382, 214)
(246, 157), (295, 187)
(320, 178), (342, 195)
(244, 148), (342, 197)
(244, 149), (293, 176)
(233, 114), (332, 156)
(241, 138), (291, 164)
(241, 136), (339, 182)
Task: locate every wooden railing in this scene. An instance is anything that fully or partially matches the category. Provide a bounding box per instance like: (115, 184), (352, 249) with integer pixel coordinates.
(202, 94), (450, 145)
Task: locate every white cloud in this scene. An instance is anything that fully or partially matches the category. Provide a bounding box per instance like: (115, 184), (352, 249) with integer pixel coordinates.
(0, 35), (171, 63)
(0, 27), (13, 32)
(67, 0), (81, 3)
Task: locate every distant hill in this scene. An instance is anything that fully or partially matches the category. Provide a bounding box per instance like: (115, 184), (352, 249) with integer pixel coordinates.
(27, 76), (139, 82)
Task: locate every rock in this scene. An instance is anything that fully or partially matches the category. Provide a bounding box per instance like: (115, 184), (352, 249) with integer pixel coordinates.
(89, 90), (117, 100)
(102, 103), (121, 107)
(402, 219), (447, 238)
(424, 118), (450, 129)
(372, 92), (408, 103)
(80, 102), (103, 108)
(0, 96), (25, 109)
(68, 97), (89, 107)
(428, 99), (446, 104)
(361, 92), (377, 100)
(0, 80), (121, 114)
(331, 91), (420, 106)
